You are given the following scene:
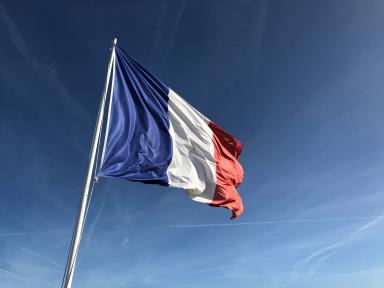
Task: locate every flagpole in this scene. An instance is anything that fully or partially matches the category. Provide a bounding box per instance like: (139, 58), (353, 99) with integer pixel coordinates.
(61, 38), (117, 288)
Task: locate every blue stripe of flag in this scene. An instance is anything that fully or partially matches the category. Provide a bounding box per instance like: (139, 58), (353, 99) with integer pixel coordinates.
(98, 46), (172, 186)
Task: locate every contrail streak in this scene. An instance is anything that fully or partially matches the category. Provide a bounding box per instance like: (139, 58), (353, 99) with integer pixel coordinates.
(0, 230), (69, 237)
(167, 216), (379, 228)
(19, 246), (64, 268)
(160, 0), (187, 73)
(0, 268), (18, 278)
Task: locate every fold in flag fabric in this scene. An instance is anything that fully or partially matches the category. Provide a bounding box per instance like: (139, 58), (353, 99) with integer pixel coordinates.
(98, 46), (244, 219)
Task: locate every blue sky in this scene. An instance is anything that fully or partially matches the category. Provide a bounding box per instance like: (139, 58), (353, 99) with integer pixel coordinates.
(1, 1), (384, 287)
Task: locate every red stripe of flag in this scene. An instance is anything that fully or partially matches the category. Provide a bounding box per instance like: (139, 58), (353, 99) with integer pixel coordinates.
(208, 122), (244, 219)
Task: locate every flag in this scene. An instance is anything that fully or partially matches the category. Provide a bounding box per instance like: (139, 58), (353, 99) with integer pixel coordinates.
(98, 46), (244, 219)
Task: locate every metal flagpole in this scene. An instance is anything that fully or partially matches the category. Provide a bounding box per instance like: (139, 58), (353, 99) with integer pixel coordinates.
(61, 38), (117, 288)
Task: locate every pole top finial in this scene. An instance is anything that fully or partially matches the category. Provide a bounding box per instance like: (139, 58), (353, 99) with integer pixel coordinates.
(113, 38), (117, 45)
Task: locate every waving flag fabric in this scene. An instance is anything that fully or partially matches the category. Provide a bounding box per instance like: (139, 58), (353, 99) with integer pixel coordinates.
(98, 46), (244, 219)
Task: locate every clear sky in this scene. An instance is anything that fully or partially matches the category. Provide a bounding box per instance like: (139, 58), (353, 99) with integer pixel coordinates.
(1, 1), (384, 287)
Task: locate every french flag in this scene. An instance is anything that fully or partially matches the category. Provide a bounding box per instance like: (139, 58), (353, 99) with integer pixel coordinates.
(98, 46), (244, 219)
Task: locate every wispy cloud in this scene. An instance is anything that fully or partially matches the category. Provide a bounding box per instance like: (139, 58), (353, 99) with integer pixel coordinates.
(293, 214), (384, 278)
(121, 237), (129, 249)
(18, 246), (63, 269)
(1, 209), (37, 231)
(0, 268), (18, 279)
(0, 5), (91, 123)
(2, 245), (64, 288)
